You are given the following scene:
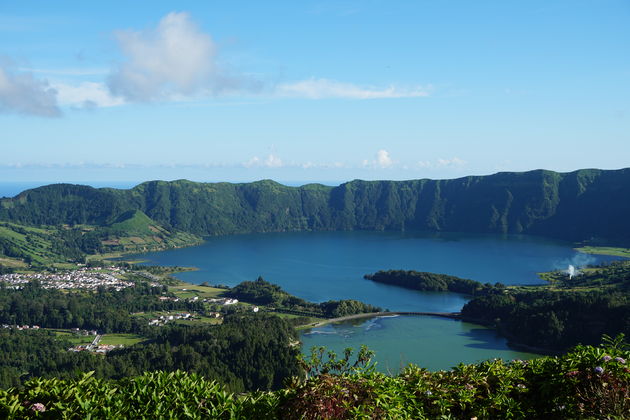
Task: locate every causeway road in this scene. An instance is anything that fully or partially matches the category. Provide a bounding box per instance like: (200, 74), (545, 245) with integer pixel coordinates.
(306, 311), (461, 329)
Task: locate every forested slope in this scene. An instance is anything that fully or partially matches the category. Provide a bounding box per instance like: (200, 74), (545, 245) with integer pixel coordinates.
(2, 168), (629, 242)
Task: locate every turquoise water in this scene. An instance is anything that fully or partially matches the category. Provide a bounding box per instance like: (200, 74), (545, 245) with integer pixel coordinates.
(301, 315), (537, 373)
(138, 230), (618, 369)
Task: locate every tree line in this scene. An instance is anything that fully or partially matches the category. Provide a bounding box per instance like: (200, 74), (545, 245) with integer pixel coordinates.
(364, 269), (505, 296)
(226, 277), (381, 317)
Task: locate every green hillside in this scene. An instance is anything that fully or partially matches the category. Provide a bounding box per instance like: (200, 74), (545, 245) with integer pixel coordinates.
(0, 210), (202, 268)
(0, 222), (73, 267)
(109, 210), (160, 235)
(100, 210), (202, 254)
(1, 168), (630, 246)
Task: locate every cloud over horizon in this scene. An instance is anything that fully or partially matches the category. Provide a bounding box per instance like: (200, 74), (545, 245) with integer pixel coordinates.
(276, 78), (430, 100)
(417, 157), (467, 169)
(244, 153), (284, 168)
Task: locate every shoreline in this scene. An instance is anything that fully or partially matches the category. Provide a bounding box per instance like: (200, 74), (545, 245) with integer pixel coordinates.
(302, 312), (556, 356)
(303, 311), (461, 329)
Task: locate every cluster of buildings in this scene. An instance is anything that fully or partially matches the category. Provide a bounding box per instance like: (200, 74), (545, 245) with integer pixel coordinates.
(70, 327), (98, 336)
(2, 324), (41, 331)
(148, 312), (193, 326)
(159, 295), (239, 305)
(69, 343), (122, 354)
(68, 333), (122, 353)
(0, 267), (143, 290)
(207, 297), (239, 305)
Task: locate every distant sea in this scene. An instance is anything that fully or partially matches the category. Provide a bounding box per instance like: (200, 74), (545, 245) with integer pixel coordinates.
(0, 182), (139, 198)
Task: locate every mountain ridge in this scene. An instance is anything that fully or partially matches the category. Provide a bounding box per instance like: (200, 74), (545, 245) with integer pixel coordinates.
(1, 167), (629, 244)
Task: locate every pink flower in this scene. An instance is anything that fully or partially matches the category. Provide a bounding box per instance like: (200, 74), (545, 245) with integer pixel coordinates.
(30, 403), (46, 412)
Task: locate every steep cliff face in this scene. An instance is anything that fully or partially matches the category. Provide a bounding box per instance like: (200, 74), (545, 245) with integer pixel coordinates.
(1, 168), (629, 242)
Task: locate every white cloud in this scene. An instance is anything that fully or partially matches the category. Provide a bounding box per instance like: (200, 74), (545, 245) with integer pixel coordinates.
(244, 153), (284, 168)
(437, 157), (466, 167)
(415, 157), (467, 169)
(53, 81), (125, 108)
(276, 78), (430, 99)
(376, 149), (393, 168)
(0, 62), (61, 117)
(264, 153), (283, 168)
(363, 149), (395, 168)
(108, 12), (237, 102)
(301, 161), (346, 169)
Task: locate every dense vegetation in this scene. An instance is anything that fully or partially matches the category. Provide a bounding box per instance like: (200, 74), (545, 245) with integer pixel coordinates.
(0, 281), (200, 333)
(462, 290), (630, 351)
(0, 315), (300, 392)
(227, 277), (381, 317)
(364, 270), (505, 296)
(460, 261), (630, 351)
(0, 339), (628, 419)
(2, 168), (630, 245)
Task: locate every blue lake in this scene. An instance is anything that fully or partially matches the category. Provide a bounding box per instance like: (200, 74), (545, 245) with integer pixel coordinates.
(138, 230), (618, 371)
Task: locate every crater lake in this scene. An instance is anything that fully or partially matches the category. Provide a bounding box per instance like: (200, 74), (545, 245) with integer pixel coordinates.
(137, 231), (618, 371)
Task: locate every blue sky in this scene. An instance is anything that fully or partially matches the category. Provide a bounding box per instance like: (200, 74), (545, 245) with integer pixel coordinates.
(1, 0), (628, 185)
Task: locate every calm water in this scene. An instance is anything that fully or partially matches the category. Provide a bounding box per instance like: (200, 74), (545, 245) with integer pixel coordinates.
(301, 316), (537, 372)
(138, 230), (618, 370)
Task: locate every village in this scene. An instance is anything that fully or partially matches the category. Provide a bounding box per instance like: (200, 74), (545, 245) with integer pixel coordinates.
(0, 266), (157, 290)
(146, 297), (259, 327)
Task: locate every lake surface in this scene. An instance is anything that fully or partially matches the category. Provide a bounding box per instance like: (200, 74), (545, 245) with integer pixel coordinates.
(138, 230), (618, 370)
(301, 315), (537, 372)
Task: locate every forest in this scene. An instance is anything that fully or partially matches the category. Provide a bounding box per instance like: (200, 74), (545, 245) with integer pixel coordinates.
(460, 261), (630, 351)
(0, 280), (201, 333)
(0, 314), (300, 391)
(461, 289), (630, 351)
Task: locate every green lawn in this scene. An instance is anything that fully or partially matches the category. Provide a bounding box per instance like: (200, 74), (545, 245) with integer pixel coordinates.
(576, 246), (630, 258)
(99, 333), (145, 346)
(169, 283), (226, 299)
(52, 330), (94, 346)
(0, 256), (27, 268)
(174, 315), (222, 325)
